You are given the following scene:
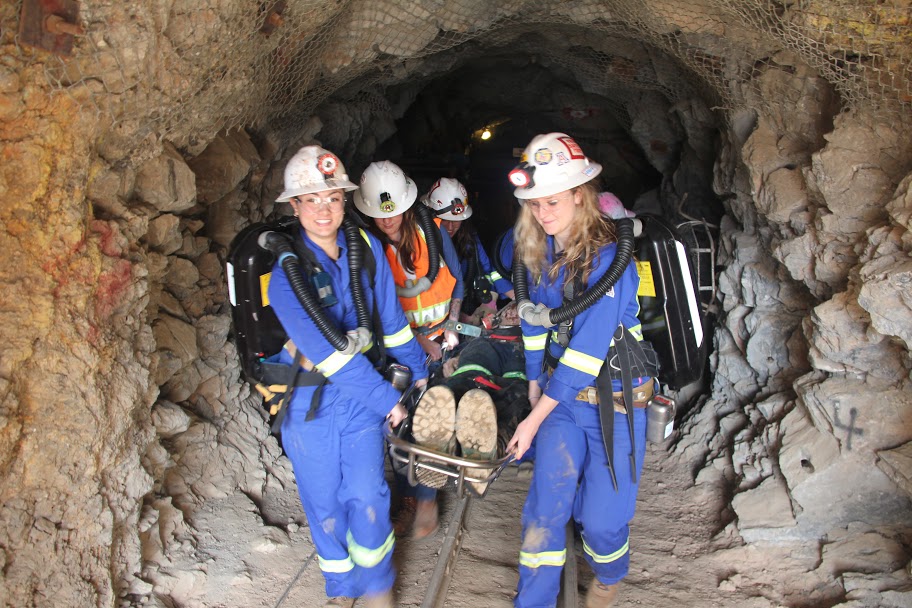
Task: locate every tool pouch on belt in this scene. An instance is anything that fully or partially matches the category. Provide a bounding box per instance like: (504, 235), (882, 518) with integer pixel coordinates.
(255, 352), (328, 434)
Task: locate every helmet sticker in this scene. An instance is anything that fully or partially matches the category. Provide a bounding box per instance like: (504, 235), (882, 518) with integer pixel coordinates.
(556, 136), (585, 159)
(555, 151), (569, 166)
(533, 148), (552, 165)
(583, 165), (597, 176)
(317, 153), (339, 175)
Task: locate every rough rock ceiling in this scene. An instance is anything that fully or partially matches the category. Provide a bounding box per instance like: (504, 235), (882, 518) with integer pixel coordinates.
(20, 0), (912, 151)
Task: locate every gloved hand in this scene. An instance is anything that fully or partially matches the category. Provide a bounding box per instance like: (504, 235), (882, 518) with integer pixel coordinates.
(443, 329), (460, 350)
(387, 403), (408, 428)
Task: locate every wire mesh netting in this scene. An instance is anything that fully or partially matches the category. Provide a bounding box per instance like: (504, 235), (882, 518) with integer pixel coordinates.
(4, 0), (911, 144)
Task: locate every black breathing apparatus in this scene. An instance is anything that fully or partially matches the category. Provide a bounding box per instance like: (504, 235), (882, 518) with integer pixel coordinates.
(258, 218), (372, 355)
(513, 217), (638, 327)
(395, 203), (443, 298)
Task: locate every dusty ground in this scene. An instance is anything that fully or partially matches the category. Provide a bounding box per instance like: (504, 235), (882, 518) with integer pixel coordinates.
(174, 436), (837, 608)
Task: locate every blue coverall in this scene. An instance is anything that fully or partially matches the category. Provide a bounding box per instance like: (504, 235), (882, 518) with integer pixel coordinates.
(459, 233), (513, 296)
(494, 227), (516, 293)
(516, 238), (648, 608)
(268, 227), (428, 599)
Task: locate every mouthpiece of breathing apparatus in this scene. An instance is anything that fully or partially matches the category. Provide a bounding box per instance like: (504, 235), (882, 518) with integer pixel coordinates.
(514, 217), (640, 327)
(258, 224), (373, 355)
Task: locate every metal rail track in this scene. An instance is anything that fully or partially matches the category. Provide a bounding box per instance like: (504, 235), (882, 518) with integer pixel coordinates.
(417, 501), (578, 608)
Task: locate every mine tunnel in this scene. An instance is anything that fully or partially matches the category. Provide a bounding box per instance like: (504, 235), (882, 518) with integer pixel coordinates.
(1, 1), (911, 607)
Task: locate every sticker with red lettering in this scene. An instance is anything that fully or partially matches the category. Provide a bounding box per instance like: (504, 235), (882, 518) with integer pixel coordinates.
(556, 136), (585, 159)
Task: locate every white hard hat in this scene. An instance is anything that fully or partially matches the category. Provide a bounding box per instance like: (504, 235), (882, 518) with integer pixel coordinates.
(353, 160), (418, 218)
(276, 146), (358, 202)
(509, 133), (602, 200)
(423, 177), (472, 221)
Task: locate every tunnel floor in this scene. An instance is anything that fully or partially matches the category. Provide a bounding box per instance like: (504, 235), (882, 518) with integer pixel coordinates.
(173, 444), (801, 608)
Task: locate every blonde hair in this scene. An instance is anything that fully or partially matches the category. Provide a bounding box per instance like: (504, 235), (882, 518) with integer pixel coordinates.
(514, 181), (616, 284)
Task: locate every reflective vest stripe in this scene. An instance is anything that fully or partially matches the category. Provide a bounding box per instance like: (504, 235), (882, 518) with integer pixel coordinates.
(519, 549), (566, 568)
(489, 270), (503, 282)
(559, 347), (603, 376)
(314, 350), (354, 377)
(386, 219), (457, 335)
(405, 298), (450, 328)
(581, 536), (629, 564)
(523, 333), (547, 351)
(318, 555), (354, 573)
(383, 325), (413, 348)
(347, 530), (395, 568)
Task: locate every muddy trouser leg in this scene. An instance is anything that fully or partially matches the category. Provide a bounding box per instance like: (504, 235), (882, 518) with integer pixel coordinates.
(514, 399), (585, 608)
(574, 406), (647, 585)
(282, 394), (394, 599)
(339, 404), (397, 595)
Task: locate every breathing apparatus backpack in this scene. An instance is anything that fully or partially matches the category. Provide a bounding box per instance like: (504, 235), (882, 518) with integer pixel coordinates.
(512, 214), (706, 487)
(633, 215), (707, 389)
(512, 214), (705, 390)
(226, 216), (379, 434)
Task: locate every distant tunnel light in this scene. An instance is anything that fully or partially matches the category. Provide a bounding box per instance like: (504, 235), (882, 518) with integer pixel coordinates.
(480, 128), (492, 140)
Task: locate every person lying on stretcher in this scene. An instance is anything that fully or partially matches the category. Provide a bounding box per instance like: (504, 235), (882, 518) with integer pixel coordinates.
(408, 304), (531, 494)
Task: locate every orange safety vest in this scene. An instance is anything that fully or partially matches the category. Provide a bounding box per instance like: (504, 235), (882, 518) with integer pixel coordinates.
(386, 219), (457, 338)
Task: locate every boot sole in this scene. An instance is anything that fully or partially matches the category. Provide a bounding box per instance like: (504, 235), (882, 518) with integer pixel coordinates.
(412, 386), (457, 489)
(456, 389), (498, 459)
(412, 386), (457, 452)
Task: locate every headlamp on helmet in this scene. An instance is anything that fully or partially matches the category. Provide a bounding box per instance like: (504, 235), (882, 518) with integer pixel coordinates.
(276, 145), (358, 202)
(509, 163), (535, 188)
(379, 192), (396, 214)
(353, 160), (418, 218)
(422, 177), (472, 221)
(510, 132), (602, 200)
(317, 153), (339, 176)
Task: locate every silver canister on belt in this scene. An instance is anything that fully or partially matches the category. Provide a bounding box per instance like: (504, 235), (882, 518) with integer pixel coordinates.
(645, 394), (676, 443)
(384, 363), (412, 392)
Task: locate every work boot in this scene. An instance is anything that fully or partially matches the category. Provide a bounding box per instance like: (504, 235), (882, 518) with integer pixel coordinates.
(412, 386), (457, 489)
(324, 597), (355, 607)
(392, 496), (417, 538)
(361, 588), (394, 608)
(413, 498), (439, 540)
(584, 579), (619, 608)
(455, 389), (498, 496)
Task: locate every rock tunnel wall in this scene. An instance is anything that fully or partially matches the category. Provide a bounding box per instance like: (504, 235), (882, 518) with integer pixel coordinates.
(1, 1), (911, 606)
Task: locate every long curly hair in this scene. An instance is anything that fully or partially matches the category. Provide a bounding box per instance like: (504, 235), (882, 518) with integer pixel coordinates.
(514, 181), (616, 285)
(369, 206), (421, 274)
